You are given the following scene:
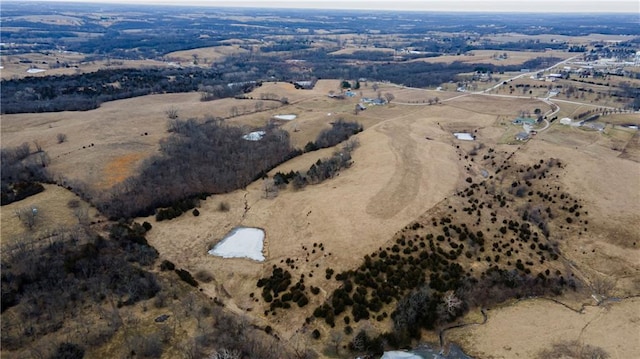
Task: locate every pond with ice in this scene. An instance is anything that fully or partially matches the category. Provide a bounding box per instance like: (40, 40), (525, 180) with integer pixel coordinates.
(208, 227), (265, 261)
(242, 131), (266, 141)
(273, 114), (296, 121)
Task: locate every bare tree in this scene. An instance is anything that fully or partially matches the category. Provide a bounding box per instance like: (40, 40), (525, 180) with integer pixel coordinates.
(384, 92), (395, 103)
(166, 106), (179, 120)
(57, 133), (68, 144)
(255, 101), (264, 112)
(328, 330), (343, 356)
(73, 206), (90, 226)
(442, 290), (463, 316)
(209, 349), (241, 359)
(15, 206), (39, 230)
(33, 140), (43, 153)
(591, 276), (615, 299)
(263, 178), (278, 199)
(230, 106), (239, 117)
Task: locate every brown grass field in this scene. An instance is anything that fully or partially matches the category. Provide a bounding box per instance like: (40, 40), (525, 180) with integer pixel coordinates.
(163, 45), (249, 64)
(414, 49), (574, 66)
(0, 51), (176, 80)
(483, 33), (637, 45)
(2, 75), (639, 358)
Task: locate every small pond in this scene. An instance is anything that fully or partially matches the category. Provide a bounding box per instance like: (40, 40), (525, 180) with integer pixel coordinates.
(208, 227), (265, 261)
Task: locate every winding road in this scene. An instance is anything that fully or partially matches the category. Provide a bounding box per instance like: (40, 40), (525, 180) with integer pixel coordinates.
(391, 55), (626, 135)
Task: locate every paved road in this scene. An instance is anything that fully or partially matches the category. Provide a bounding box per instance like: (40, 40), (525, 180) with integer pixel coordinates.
(481, 55), (580, 94)
(390, 55), (626, 135)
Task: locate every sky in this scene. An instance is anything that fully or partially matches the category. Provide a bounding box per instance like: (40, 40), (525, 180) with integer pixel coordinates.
(26, 0), (640, 13)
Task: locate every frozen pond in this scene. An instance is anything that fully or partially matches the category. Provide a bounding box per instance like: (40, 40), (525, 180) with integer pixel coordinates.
(382, 344), (472, 359)
(453, 133), (474, 141)
(208, 227), (265, 261)
(242, 131), (266, 141)
(273, 114), (297, 121)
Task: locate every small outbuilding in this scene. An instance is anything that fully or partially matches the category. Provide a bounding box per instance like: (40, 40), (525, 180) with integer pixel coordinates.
(560, 117), (573, 125)
(515, 132), (530, 141)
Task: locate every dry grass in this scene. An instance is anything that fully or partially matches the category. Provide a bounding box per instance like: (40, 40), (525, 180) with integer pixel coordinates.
(0, 52), (174, 80)
(445, 94), (549, 116)
(448, 297), (640, 359)
(328, 47), (395, 55)
(482, 33), (636, 45)
(2, 74), (639, 357)
(413, 49), (573, 66)
(164, 45), (249, 64)
(0, 184), (99, 247)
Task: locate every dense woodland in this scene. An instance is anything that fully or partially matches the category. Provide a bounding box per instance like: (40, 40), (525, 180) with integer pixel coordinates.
(0, 68), (258, 114)
(1, 143), (51, 205)
(98, 119), (295, 219)
(1, 219), (306, 359)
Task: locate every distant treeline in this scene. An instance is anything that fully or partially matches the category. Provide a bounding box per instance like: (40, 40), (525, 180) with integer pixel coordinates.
(2, 51), (562, 114)
(0, 67), (257, 114)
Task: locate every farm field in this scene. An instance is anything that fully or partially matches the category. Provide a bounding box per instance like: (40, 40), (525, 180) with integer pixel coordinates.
(6, 75), (639, 358)
(1, 4), (639, 358)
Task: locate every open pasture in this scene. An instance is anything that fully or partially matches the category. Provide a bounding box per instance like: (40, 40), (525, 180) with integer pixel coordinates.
(163, 45), (249, 64)
(414, 49), (573, 66)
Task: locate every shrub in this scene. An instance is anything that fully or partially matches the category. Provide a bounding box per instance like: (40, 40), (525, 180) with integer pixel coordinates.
(194, 270), (214, 283)
(51, 342), (84, 359)
(175, 268), (198, 287)
(160, 260), (175, 271)
(218, 201), (230, 212)
(192, 208), (200, 216)
(312, 329), (321, 339)
(57, 133), (68, 144)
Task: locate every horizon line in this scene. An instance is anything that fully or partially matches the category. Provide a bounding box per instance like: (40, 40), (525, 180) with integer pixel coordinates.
(9, 0), (640, 14)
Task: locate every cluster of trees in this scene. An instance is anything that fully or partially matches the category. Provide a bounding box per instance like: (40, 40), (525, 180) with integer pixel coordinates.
(155, 195), (205, 221)
(1, 142), (50, 205)
(256, 266), (312, 315)
(273, 139), (358, 191)
(1, 67), (229, 114)
(98, 119), (295, 219)
(299, 153), (585, 355)
(1, 221), (159, 351)
(268, 120), (361, 192)
(312, 120), (363, 150)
